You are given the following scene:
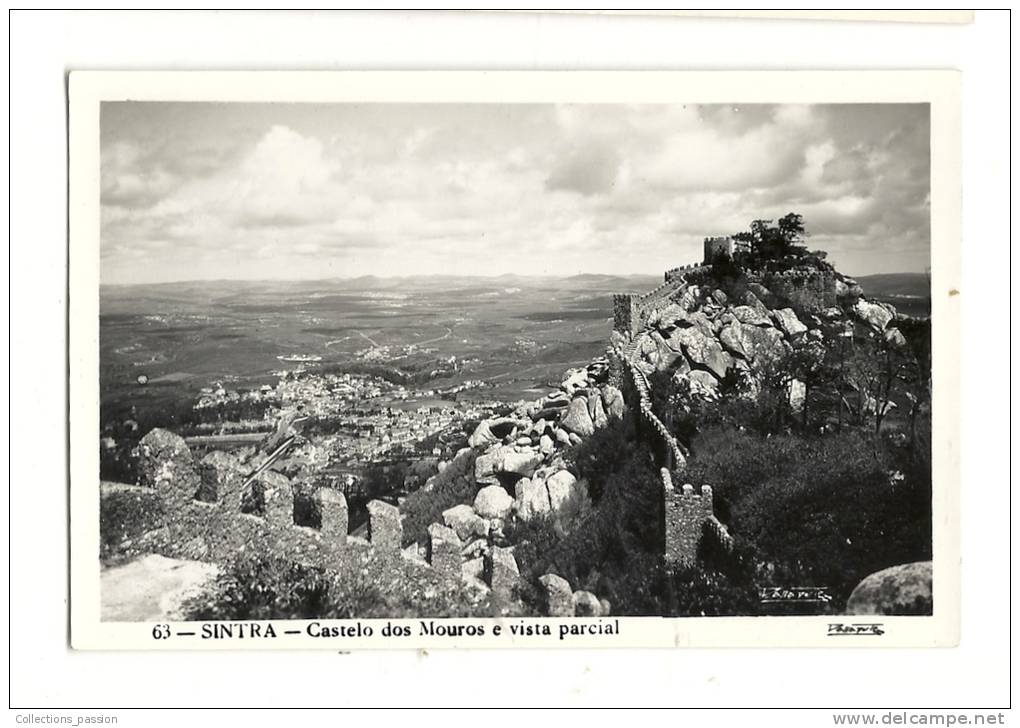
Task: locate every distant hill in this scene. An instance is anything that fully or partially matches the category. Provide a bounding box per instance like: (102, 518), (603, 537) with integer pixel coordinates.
(855, 273), (930, 317)
(854, 273), (930, 299)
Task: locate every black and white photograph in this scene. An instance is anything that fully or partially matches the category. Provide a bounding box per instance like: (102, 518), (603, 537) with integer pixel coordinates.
(12, 6), (1013, 716)
(68, 70), (960, 650)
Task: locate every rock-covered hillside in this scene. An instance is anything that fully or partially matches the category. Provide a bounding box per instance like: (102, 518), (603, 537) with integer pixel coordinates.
(101, 240), (933, 619)
(620, 262), (906, 403)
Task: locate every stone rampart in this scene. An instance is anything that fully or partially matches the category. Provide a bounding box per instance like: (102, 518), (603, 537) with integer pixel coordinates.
(763, 269), (836, 312)
(660, 469), (732, 568)
(125, 428), (515, 595)
(621, 333), (687, 469)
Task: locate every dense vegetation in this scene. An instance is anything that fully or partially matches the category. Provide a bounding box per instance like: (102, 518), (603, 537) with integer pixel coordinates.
(182, 551), (499, 621)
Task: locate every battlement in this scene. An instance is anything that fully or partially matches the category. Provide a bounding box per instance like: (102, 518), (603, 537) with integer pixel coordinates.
(664, 262), (709, 284)
(622, 333), (686, 469)
(763, 269), (836, 312)
(703, 236), (750, 264)
(134, 428), (403, 569)
(661, 468), (729, 568)
(612, 293), (641, 335)
(128, 428), (520, 597)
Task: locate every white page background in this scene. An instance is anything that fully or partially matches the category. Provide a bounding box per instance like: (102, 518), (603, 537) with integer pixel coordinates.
(6, 8), (1012, 715)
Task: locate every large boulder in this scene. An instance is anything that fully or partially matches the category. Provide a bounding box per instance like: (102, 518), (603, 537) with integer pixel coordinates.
(461, 557), (484, 582)
(545, 469), (586, 517)
(587, 390), (608, 429)
(719, 322), (786, 365)
(473, 445), (512, 485)
(731, 305), (772, 326)
(648, 303), (686, 331)
(539, 573), (575, 617)
(681, 370), (720, 399)
(772, 308), (808, 338)
(468, 417), (525, 449)
(485, 546), (521, 598)
(573, 590), (602, 617)
(513, 477), (551, 521)
(473, 485), (513, 520)
(442, 504), (489, 541)
(560, 368), (590, 397)
(678, 285), (700, 312)
(854, 298), (895, 332)
(846, 561), (933, 615)
(501, 449), (543, 478)
(645, 332), (684, 372)
(669, 326), (733, 379)
(884, 327), (908, 349)
(474, 444), (540, 484)
(561, 396), (595, 437)
(601, 385), (625, 420)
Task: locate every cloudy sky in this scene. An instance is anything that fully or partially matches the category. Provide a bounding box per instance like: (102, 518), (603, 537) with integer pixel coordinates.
(100, 102), (929, 284)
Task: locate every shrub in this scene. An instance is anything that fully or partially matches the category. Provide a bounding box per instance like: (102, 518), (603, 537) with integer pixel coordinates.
(665, 566), (762, 617)
(510, 428), (668, 615)
(399, 462), (476, 547)
(566, 414), (640, 502)
(684, 426), (931, 608)
(183, 551), (501, 620)
(183, 552), (378, 621)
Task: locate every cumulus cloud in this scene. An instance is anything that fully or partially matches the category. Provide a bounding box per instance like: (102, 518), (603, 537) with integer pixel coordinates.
(100, 101), (930, 283)
(546, 141), (621, 196)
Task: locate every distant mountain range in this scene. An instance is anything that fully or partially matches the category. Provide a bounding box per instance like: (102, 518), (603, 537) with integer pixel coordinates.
(854, 273), (930, 299)
(101, 272), (664, 295)
(102, 271), (931, 303)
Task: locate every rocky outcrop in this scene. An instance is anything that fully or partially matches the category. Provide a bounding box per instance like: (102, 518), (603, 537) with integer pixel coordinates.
(539, 573), (575, 617)
(731, 305), (771, 326)
(442, 504), (489, 542)
(670, 326), (733, 379)
(854, 298), (895, 332)
(587, 391), (608, 430)
(513, 477), (551, 521)
(846, 561), (933, 615)
(572, 590), (603, 617)
(601, 385), (625, 420)
(561, 396), (596, 436)
(772, 307), (807, 337)
(473, 485), (513, 520)
(718, 321), (786, 365)
(468, 417), (526, 449)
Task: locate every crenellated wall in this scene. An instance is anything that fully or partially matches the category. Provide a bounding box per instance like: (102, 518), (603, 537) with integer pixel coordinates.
(136, 428), (403, 569)
(612, 294), (641, 335)
(128, 429), (513, 593)
(621, 332), (687, 469)
(613, 264), (709, 335)
(703, 236), (736, 263)
(660, 469), (733, 568)
(762, 269), (836, 312)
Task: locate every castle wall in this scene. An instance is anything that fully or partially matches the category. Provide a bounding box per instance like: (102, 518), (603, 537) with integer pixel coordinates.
(703, 236), (735, 264)
(612, 293), (641, 335)
(661, 470), (715, 569)
(763, 269), (837, 313)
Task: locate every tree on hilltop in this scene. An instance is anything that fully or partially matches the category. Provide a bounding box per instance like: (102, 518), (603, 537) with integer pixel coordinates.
(734, 213), (808, 260)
